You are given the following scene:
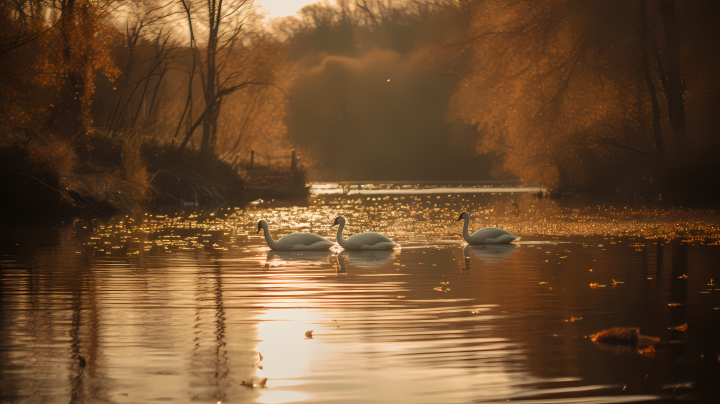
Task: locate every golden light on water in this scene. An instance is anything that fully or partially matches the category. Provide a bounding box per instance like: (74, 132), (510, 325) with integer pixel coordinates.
(256, 391), (311, 404)
(72, 187), (720, 262)
(256, 309), (320, 379)
(3, 185), (719, 403)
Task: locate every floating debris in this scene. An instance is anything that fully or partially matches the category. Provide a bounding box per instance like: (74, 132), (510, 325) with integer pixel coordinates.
(590, 327), (659, 358)
(674, 322), (688, 332)
(305, 330), (313, 338)
(241, 378), (268, 389)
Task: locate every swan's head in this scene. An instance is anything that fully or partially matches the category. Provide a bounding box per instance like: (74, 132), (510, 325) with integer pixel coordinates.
(332, 216), (346, 226)
(257, 220), (268, 234)
(456, 212), (469, 222)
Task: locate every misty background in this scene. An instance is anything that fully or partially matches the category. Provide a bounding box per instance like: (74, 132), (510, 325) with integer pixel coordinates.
(2, 0), (720, 211)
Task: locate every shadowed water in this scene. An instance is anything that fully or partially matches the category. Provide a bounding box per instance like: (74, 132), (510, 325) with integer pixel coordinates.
(1, 188), (720, 403)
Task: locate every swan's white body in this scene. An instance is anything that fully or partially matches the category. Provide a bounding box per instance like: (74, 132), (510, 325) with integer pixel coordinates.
(333, 216), (399, 250)
(457, 212), (518, 244)
(257, 220), (333, 251)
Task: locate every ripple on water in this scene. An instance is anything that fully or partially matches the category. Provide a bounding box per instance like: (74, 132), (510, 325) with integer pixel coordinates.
(1, 187), (720, 403)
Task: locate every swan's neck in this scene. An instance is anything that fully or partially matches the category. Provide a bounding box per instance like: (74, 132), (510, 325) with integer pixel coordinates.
(462, 217), (472, 243)
(336, 222), (348, 249)
(262, 224), (279, 249)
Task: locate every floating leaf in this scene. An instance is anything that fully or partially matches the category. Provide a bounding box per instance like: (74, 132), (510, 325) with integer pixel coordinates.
(305, 330), (313, 338)
(674, 322), (688, 332)
(638, 345), (656, 359)
(590, 282), (599, 288)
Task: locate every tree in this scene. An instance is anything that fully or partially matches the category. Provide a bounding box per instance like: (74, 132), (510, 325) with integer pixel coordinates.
(419, 0), (699, 191)
(176, 0), (289, 155)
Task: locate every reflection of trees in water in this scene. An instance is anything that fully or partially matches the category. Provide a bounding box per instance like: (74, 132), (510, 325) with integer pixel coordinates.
(193, 251), (230, 402)
(0, 224), (108, 402)
(668, 241), (688, 382)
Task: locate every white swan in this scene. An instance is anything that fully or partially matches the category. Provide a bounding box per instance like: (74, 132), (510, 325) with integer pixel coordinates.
(257, 220), (334, 251)
(457, 212), (518, 244)
(333, 216), (399, 250)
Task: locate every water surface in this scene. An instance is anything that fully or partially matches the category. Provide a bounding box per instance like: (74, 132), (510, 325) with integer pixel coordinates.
(2, 188), (719, 403)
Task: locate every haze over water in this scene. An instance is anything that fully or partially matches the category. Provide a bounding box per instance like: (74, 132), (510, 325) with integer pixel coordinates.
(2, 183), (720, 403)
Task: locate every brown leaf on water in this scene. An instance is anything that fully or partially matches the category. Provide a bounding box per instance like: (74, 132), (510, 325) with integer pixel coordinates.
(259, 352), (263, 361)
(258, 364), (263, 370)
(549, 287), (553, 290)
(638, 345), (656, 359)
(674, 322), (688, 332)
(678, 274), (688, 279)
(590, 327), (640, 344)
(590, 327), (659, 358)
(612, 279), (618, 287)
(589, 282), (599, 289)
(241, 378), (268, 389)
(668, 303), (683, 306)
(434, 286), (451, 292)
(305, 330), (313, 338)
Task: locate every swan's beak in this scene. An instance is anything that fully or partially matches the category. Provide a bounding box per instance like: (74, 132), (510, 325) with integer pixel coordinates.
(332, 218), (338, 226)
(456, 214), (464, 222)
(257, 222), (262, 234)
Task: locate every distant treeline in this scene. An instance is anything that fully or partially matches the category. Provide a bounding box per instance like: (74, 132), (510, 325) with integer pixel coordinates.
(1, 0), (719, 207)
(278, 0), (720, 199)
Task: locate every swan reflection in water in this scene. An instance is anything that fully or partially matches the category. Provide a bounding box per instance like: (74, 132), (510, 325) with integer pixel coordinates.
(335, 250), (399, 273)
(265, 250), (335, 268)
(463, 244), (518, 270)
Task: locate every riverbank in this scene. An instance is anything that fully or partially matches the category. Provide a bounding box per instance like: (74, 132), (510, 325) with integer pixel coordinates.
(0, 136), (308, 223)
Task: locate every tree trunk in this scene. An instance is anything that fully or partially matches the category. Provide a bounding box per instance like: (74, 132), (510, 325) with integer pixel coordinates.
(639, 0), (663, 155)
(52, 0), (87, 139)
(200, 0), (219, 155)
(659, 0), (686, 143)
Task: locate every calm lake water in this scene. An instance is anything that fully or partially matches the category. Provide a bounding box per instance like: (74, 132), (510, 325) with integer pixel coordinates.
(2, 185), (720, 403)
